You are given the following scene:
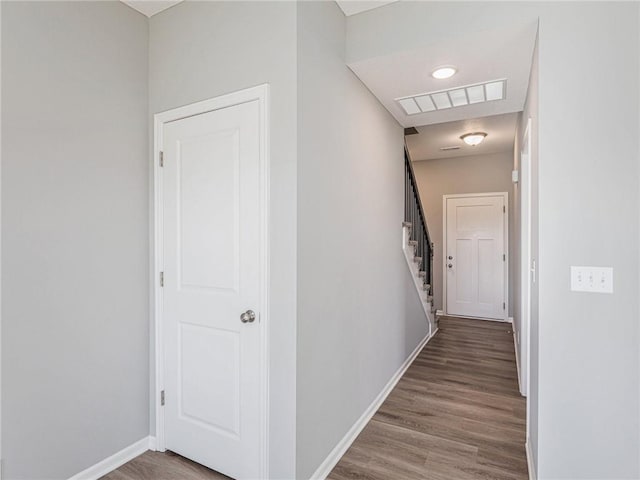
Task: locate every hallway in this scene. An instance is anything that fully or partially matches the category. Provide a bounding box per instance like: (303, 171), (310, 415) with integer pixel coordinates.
(328, 316), (528, 480)
(103, 317), (527, 480)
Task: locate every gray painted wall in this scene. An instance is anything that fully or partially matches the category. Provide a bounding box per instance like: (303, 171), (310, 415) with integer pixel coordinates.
(535, 5), (638, 478)
(412, 152), (514, 313)
(347, 3), (640, 478)
(148, 3), (298, 478)
(296, 2), (429, 478)
(1, 2), (149, 478)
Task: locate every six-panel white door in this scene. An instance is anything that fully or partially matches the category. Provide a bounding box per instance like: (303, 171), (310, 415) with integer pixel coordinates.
(162, 99), (262, 479)
(445, 195), (506, 320)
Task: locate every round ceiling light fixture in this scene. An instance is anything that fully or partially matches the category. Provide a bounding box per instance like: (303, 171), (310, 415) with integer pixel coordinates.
(431, 65), (457, 79)
(460, 132), (488, 146)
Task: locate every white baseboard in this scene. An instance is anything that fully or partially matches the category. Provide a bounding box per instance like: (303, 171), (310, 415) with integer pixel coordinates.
(442, 313), (511, 323)
(526, 438), (537, 480)
(68, 436), (155, 480)
(513, 329), (523, 395)
(435, 311), (510, 322)
(309, 330), (434, 480)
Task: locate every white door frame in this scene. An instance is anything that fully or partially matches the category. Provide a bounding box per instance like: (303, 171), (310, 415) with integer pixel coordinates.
(442, 192), (509, 321)
(520, 118), (532, 398)
(151, 84), (270, 477)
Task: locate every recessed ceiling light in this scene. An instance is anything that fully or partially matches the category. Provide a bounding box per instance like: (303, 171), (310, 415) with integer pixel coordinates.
(431, 66), (457, 79)
(460, 132), (487, 146)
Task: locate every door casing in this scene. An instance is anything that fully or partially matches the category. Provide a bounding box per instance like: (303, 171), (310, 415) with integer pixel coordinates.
(151, 84), (270, 477)
(520, 119), (532, 399)
(442, 192), (509, 321)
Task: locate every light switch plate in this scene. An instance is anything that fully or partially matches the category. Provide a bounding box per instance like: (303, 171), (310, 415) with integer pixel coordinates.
(570, 266), (613, 293)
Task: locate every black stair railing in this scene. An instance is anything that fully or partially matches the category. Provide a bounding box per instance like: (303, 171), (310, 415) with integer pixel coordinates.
(404, 146), (434, 297)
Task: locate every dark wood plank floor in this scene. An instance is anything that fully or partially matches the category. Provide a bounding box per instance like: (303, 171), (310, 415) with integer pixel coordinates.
(328, 316), (528, 480)
(104, 316), (527, 480)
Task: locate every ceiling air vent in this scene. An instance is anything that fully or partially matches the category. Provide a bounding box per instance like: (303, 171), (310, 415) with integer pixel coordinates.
(396, 79), (506, 116)
(440, 146), (461, 151)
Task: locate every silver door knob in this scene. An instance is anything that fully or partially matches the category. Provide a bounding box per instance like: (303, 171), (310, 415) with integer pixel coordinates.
(448, 256), (453, 260)
(448, 264), (453, 268)
(240, 310), (256, 323)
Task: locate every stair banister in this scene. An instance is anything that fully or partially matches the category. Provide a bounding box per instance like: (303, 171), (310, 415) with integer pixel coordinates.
(404, 145), (434, 298)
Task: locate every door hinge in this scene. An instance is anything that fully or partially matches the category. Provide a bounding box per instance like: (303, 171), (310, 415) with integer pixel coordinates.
(160, 271), (164, 287)
(159, 151), (164, 167)
(503, 302), (506, 310)
(160, 390), (165, 406)
(503, 205), (506, 213)
(503, 254), (506, 261)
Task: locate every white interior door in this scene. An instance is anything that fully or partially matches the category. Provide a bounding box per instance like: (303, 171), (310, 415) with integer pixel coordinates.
(161, 99), (262, 479)
(445, 194), (507, 320)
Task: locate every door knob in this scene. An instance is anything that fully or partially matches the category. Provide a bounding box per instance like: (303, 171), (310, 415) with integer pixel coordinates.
(448, 256), (453, 260)
(240, 310), (256, 323)
(448, 264), (453, 268)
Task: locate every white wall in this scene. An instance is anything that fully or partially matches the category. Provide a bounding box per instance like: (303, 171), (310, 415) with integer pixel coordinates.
(1, 2), (149, 478)
(148, 3), (298, 478)
(296, 2), (429, 478)
(411, 152), (514, 313)
(347, 3), (640, 478)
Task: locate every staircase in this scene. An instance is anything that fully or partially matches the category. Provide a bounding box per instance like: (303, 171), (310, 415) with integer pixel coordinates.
(403, 146), (437, 335)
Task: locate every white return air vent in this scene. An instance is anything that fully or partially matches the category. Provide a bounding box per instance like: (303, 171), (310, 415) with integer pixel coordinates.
(396, 79), (506, 115)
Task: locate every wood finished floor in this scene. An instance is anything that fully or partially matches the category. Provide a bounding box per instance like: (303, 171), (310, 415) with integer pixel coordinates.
(101, 450), (230, 480)
(103, 316), (527, 480)
(328, 316), (528, 480)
